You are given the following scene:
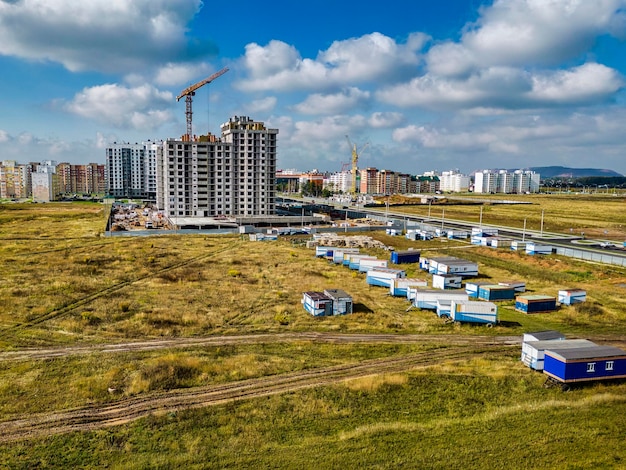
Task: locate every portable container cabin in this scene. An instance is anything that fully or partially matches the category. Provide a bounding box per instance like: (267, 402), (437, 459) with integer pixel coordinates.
(447, 230), (469, 240)
(490, 238), (513, 249)
(301, 291), (333, 316)
(433, 274), (463, 290)
(521, 339), (596, 370)
(472, 227), (498, 237)
(523, 331), (566, 342)
(558, 289), (587, 305)
(389, 278), (428, 297)
(436, 299), (452, 318)
(390, 250), (420, 265)
(525, 243), (553, 255)
(332, 248), (360, 264)
(366, 267), (406, 287)
(412, 290), (468, 310)
(471, 236), (491, 245)
(427, 256), (461, 275)
(498, 281), (526, 292)
(515, 294), (557, 313)
(436, 259), (479, 277)
(405, 230), (419, 241)
(323, 289), (353, 315)
(510, 240), (527, 251)
(315, 246), (333, 257)
(543, 345), (626, 385)
(465, 281), (492, 298)
(419, 257), (430, 271)
(358, 258), (388, 273)
(478, 284), (516, 301)
(449, 300), (498, 325)
(347, 254), (376, 270)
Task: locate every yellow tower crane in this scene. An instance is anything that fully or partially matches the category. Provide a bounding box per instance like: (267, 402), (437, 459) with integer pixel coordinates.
(177, 67), (229, 141)
(345, 135), (369, 196)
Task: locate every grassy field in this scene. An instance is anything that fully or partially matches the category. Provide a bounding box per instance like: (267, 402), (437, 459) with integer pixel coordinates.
(1, 200), (626, 468)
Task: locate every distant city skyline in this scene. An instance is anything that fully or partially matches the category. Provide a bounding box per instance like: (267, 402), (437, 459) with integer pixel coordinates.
(1, 1), (625, 175)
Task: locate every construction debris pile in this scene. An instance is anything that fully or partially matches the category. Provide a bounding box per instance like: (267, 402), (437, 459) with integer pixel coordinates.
(306, 233), (390, 250)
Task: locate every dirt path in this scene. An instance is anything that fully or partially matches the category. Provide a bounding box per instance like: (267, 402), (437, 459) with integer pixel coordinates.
(0, 332), (522, 362)
(0, 345), (513, 443)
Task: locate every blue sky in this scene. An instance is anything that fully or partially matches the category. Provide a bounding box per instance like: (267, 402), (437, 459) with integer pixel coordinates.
(1, 0), (625, 175)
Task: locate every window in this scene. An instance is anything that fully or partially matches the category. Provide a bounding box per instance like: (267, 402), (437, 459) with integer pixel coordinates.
(606, 361), (614, 371)
(587, 362), (596, 373)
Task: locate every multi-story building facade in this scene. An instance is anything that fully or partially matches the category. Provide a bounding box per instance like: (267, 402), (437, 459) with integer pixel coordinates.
(439, 170), (470, 193)
(105, 141), (160, 199)
(57, 163), (106, 195)
(0, 160), (32, 199)
(324, 171), (352, 193)
(157, 116), (278, 218)
(474, 169), (540, 194)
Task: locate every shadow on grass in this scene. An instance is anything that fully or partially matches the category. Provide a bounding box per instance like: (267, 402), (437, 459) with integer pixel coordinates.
(353, 303), (374, 314)
(498, 320), (522, 327)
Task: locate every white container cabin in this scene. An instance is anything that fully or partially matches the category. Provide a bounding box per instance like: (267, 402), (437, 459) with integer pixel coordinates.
(346, 254), (376, 269)
(412, 290), (468, 310)
(490, 238), (513, 249)
(472, 227), (498, 237)
(450, 300), (498, 326)
(447, 230), (468, 240)
(366, 267), (406, 287)
(389, 278), (428, 297)
(523, 331), (566, 342)
(332, 248), (359, 264)
(525, 243), (553, 255)
(465, 281), (492, 298)
(510, 240), (528, 251)
(558, 289), (587, 305)
(427, 256), (460, 275)
(301, 291), (333, 316)
(323, 289), (353, 315)
(521, 339), (596, 370)
(433, 274), (463, 290)
(436, 259), (479, 277)
(498, 281), (526, 292)
(315, 246), (333, 257)
(358, 258), (388, 273)
(436, 299), (452, 318)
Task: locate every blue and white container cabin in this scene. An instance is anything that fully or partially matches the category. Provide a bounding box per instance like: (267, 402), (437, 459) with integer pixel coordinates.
(427, 256), (461, 275)
(525, 243), (553, 255)
(332, 248), (360, 264)
(489, 238), (513, 249)
(471, 235), (490, 246)
(437, 259), (479, 277)
(419, 257), (430, 271)
(358, 258), (388, 273)
(543, 345), (626, 387)
(510, 240), (527, 251)
(515, 294), (557, 313)
(366, 267), (406, 287)
(558, 289), (587, 305)
(521, 339), (596, 371)
(449, 300), (498, 326)
(478, 284), (516, 301)
(323, 289), (353, 315)
(447, 230), (469, 240)
(472, 227), (498, 237)
(390, 250), (420, 265)
(498, 281), (526, 292)
(302, 291), (333, 317)
(347, 254), (376, 270)
(315, 246), (334, 258)
(523, 330), (565, 342)
(412, 290), (468, 310)
(465, 281), (492, 298)
(389, 278), (428, 297)
(433, 274), (463, 290)
(436, 299), (452, 318)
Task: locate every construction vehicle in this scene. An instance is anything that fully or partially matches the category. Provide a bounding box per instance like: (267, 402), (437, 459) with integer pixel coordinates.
(177, 67), (229, 141)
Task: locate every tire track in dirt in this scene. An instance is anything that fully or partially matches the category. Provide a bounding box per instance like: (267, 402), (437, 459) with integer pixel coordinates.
(0, 345), (514, 443)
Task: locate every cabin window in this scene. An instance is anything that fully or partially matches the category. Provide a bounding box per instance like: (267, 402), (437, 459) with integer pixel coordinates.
(587, 362), (596, 373)
(606, 361), (614, 371)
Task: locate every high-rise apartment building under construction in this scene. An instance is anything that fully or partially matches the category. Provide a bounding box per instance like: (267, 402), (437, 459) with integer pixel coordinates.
(156, 116), (278, 218)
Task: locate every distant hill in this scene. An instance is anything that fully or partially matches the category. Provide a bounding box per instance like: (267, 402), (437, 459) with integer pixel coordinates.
(526, 166), (623, 178)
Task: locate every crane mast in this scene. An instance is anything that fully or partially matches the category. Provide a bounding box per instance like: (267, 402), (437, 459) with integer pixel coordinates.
(177, 67), (229, 140)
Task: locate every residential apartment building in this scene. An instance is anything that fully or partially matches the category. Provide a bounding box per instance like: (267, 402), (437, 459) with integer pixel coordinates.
(0, 160), (32, 199)
(57, 163), (105, 195)
(439, 170), (470, 192)
(156, 116), (278, 218)
(105, 141), (160, 199)
(474, 169), (540, 194)
(324, 171), (352, 193)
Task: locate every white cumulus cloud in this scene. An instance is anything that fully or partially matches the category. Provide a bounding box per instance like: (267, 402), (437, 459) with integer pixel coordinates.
(293, 88), (370, 115)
